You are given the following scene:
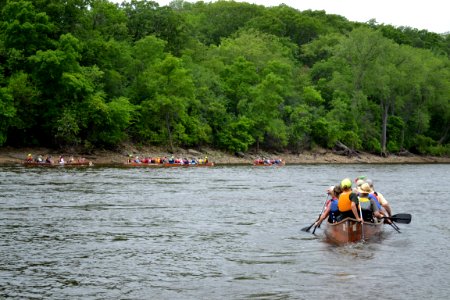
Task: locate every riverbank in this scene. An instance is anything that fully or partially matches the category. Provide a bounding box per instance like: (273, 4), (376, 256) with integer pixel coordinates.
(1, 146), (449, 165)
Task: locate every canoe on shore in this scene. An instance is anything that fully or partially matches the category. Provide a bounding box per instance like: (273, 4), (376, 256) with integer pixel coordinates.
(324, 217), (383, 244)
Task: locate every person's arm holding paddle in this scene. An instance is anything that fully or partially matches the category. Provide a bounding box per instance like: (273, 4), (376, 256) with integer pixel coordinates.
(314, 204), (331, 228)
(350, 193), (363, 222)
(314, 186), (335, 227)
(301, 194), (329, 232)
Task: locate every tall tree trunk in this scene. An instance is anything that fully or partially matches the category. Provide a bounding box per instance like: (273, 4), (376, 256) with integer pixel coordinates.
(438, 126), (449, 145)
(256, 137), (260, 154)
(381, 99), (389, 157)
(165, 113), (173, 152)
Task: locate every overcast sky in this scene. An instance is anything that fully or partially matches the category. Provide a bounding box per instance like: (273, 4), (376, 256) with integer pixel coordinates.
(142, 0), (449, 33)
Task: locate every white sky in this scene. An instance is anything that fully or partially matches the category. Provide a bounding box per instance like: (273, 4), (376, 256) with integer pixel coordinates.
(147, 0), (449, 33)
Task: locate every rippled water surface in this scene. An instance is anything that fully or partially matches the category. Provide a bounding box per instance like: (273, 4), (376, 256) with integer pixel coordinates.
(1, 164), (449, 299)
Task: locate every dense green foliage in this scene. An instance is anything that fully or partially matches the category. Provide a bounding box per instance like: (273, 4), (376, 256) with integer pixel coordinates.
(1, 0), (449, 155)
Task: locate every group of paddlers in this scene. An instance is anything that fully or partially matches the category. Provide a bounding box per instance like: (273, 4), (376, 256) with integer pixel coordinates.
(253, 158), (284, 165)
(127, 155), (209, 165)
(24, 154), (88, 164)
(314, 176), (393, 227)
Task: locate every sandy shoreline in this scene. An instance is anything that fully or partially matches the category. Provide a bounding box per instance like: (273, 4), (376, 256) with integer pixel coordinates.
(1, 146), (449, 165)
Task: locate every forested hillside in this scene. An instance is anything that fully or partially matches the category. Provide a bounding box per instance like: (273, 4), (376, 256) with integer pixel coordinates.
(1, 0), (449, 156)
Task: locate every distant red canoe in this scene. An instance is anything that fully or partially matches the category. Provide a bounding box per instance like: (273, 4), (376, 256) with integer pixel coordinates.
(192, 162), (214, 167)
(124, 162), (164, 168)
(124, 162), (214, 167)
(253, 161), (285, 166)
(324, 217), (383, 244)
(162, 162), (214, 167)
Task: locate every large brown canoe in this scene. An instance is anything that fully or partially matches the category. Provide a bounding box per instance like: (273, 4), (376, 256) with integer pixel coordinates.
(324, 217), (383, 244)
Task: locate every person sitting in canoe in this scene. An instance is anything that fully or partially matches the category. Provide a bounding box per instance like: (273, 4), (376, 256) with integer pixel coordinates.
(353, 177), (365, 193)
(25, 154), (33, 162)
(365, 179), (392, 217)
(357, 183), (385, 222)
(337, 178), (362, 222)
(354, 176), (392, 218)
(315, 185), (342, 227)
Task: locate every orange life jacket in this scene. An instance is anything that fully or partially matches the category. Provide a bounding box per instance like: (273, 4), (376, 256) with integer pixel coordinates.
(338, 190), (352, 212)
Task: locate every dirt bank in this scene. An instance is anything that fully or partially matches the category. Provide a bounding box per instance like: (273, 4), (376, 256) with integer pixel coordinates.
(1, 146), (449, 165)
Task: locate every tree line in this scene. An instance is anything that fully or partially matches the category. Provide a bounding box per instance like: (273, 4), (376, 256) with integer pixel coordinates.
(1, 0), (449, 156)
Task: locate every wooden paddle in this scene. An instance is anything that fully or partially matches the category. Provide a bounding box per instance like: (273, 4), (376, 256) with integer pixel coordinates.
(358, 202), (365, 240)
(312, 221), (320, 234)
(301, 195), (329, 232)
(381, 214), (411, 233)
(384, 213), (411, 224)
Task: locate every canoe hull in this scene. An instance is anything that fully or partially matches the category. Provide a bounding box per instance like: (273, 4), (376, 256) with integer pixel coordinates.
(23, 161), (93, 167)
(324, 218), (383, 244)
(162, 162), (214, 167)
(193, 162), (214, 167)
(124, 162), (214, 167)
(125, 163), (164, 168)
(253, 162), (285, 167)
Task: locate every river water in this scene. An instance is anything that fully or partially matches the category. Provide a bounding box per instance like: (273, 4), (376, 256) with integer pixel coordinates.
(1, 164), (449, 299)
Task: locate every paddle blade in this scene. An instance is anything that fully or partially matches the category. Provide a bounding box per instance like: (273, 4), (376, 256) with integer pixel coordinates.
(390, 213), (411, 224)
(301, 223), (315, 232)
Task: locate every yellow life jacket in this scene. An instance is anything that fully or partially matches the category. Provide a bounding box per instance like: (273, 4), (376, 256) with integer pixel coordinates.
(359, 196), (371, 211)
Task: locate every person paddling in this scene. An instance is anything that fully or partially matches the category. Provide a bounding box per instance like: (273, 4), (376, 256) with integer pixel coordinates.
(337, 178), (362, 222)
(314, 185), (342, 227)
